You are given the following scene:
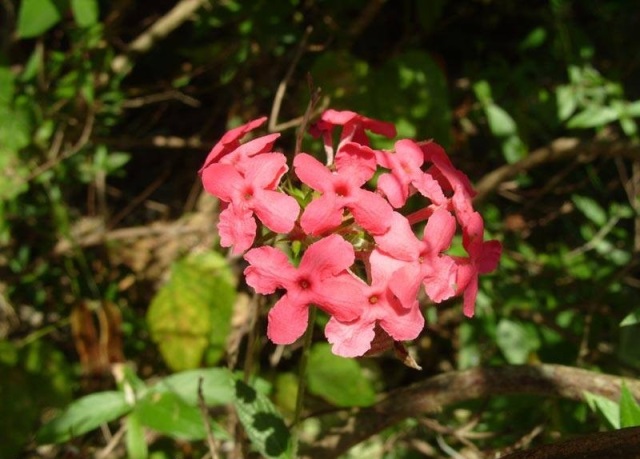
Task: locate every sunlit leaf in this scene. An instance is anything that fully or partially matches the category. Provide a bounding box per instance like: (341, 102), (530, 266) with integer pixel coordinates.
(568, 105), (618, 129)
(17, 0), (65, 38)
(572, 195), (607, 226)
(147, 251), (236, 371)
(37, 391), (131, 444)
(126, 411), (148, 459)
(619, 383), (640, 428)
(486, 104), (517, 137)
(71, 0), (99, 27)
(621, 310), (640, 327)
(307, 343), (376, 407)
(584, 391), (620, 429)
(152, 368), (235, 406)
(135, 391), (206, 440)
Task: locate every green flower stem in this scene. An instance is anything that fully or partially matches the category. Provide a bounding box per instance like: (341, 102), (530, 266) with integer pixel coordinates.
(291, 305), (316, 456)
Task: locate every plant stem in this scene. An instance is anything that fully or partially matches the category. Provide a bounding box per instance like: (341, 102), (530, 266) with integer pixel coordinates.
(291, 305), (316, 456)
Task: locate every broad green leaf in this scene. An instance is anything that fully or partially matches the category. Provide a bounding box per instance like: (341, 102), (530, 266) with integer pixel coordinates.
(37, 391), (131, 444)
(486, 104), (517, 137)
(626, 100), (640, 117)
(306, 343), (376, 407)
(501, 135), (527, 164)
(71, 0), (99, 27)
(17, 0), (65, 38)
(556, 85), (577, 121)
(0, 103), (32, 152)
(126, 411), (148, 459)
(147, 251), (236, 371)
(619, 383), (640, 428)
(567, 105), (618, 129)
(135, 391), (207, 440)
(152, 368), (235, 406)
(495, 319), (540, 364)
(584, 391), (620, 429)
(572, 195), (607, 226)
(621, 310), (640, 327)
(233, 378), (292, 459)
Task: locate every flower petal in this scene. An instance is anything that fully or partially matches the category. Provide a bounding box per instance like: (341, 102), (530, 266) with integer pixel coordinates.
(300, 193), (343, 236)
(348, 189), (394, 235)
(325, 316), (375, 358)
(217, 204), (256, 254)
(300, 234), (355, 279)
(201, 163), (242, 202)
(252, 190), (299, 233)
(267, 295), (309, 344)
(244, 246), (297, 293)
(293, 153), (334, 192)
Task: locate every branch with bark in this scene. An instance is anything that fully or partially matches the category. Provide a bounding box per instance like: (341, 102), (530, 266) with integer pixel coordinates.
(301, 364), (640, 458)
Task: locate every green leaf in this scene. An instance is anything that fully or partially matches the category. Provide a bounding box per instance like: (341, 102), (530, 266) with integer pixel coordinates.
(556, 85), (577, 121)
(152, 368), (235, 406)
(135, 391), (207, 440)
(495, 319), (540, 364)
(37, 391), (131, 444)
(621, 309), (640, 327)
(572, 195), (607, 226)
(71, 0), (99, 27)
(126, 411), (148, 459)
(619, 383), (640, 428)
(486, 104), (517, 137)
(233, 379), (292, 459)
(626, 100), (640, 117)
(584, 391), (620, 429)
(306, 343), (376, 407)
(147, 251), (236, 371)
(567, 105), (618, 129)
(17, 0), (65, 38)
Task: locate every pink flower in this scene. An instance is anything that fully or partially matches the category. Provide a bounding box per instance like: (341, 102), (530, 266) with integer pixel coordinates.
(454, 212), (502, 317)
(375, 209), (458, 308)
(201, 153), (299, 254)
(376, 139), (447, 208)
(294, 145), (394, 236)
(243, 235), (363, 344)
(199, 117), (280, 171)
(310, 109), (396, 164)
(325, 249), (425, 357)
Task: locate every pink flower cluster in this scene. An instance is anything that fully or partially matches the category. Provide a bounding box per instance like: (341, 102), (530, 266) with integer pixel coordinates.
(200, 110), (501, 358)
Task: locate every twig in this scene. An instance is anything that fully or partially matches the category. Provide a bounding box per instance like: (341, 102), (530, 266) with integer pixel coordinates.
(111, 0), (210, 74)
(473, 138), (640, 203)
(268, 26), (314, 132)
(198, 376), (220, 459)
(300, 364), (640, 458)
(500, 425), (640, 459)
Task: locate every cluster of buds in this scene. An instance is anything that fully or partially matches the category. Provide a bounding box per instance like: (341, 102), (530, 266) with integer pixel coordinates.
(199, 110), (501, 358)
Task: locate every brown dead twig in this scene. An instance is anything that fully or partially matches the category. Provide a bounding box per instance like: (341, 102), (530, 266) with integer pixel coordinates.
(300, 364), (640, 458)
(473, 137), (640, 204)
(111, 0), (210, 75)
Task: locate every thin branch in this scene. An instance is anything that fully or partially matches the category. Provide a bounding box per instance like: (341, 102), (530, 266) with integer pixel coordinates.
(198, 377), (220, 459)
(269, 26), (314, 133)
(111, 0), (210, 74)
(300, 364), (640, 458)
(473, 138), (640, 203)
(500, 425), (640, 459)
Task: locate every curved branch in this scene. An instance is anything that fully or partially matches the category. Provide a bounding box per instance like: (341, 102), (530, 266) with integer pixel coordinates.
(500, 425), (640, 459)
(473, 138), (640, 203)
(301, 364), (640, 458)
(111, 0), (210, 74)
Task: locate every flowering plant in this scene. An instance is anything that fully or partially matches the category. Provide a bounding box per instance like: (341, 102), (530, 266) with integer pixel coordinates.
(200, 109), (501, 359)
